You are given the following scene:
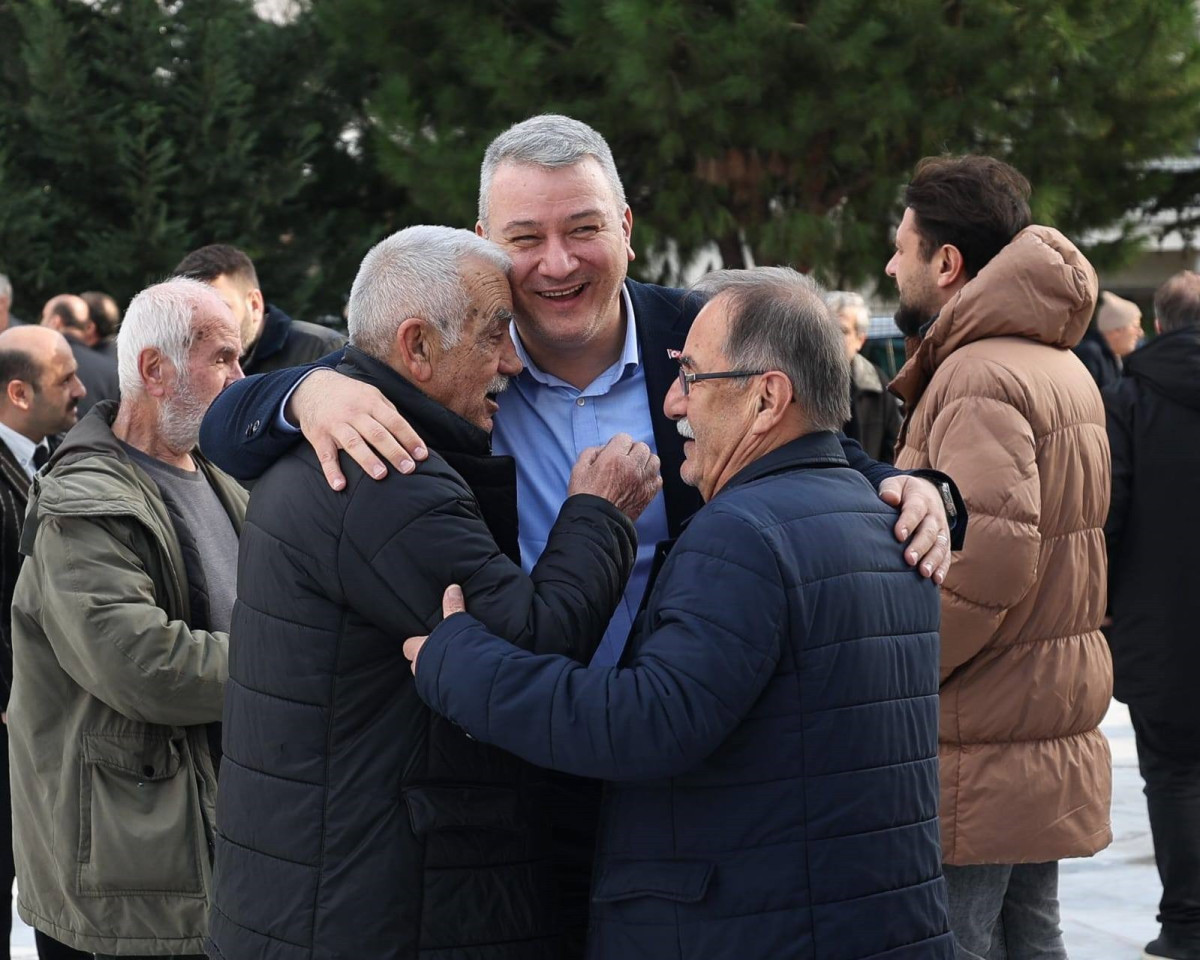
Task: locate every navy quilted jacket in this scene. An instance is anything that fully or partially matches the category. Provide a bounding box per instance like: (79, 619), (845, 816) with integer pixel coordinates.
(414, 431), (953, 960)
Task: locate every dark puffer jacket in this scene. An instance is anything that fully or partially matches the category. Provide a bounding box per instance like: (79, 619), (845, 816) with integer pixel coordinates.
(1104, 327), (1200, 725)
(241, 303), (345, 376)
(208, 347), (637, 960)
(413, 432), (952, 960)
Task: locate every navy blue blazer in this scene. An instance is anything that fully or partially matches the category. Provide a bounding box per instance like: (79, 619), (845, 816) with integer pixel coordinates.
(198, 279), (964, 543)
(412, 431), (954, 960)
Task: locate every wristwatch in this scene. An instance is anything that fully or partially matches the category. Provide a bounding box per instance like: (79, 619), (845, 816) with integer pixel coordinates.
(937, 480), (957, 525)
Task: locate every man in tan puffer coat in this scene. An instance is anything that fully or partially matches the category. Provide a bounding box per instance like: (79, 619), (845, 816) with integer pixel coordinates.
(886, 155), (1112, 960)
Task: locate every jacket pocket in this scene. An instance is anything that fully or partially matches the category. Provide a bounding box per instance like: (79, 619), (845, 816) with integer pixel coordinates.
(591, 859), (714, 904)
(403, 785), (521, 839)
(76, 732), (203, 896)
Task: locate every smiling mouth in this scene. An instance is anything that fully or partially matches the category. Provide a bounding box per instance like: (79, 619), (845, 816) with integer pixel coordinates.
(537, 283), (586, 300)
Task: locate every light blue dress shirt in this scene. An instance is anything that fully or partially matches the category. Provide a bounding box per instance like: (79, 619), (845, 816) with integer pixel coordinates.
(492, 286), (670, 667)
(275, 287), (669, 665)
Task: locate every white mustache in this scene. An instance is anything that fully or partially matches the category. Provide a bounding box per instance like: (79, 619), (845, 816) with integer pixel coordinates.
(676, 418), (695, 440)
(486, 375), (510, 396)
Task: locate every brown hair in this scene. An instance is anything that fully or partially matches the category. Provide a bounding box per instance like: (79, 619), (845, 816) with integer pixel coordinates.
(174, 244), (260, 291)
(904, 156), (1032, 279)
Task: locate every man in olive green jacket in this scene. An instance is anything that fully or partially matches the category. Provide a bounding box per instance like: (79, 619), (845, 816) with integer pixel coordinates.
(8, 278), (247, 958)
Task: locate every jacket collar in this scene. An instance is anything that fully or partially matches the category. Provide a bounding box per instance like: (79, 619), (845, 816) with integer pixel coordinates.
(1081, 324), (1118, 363)
(717, 431), (848, 497)
(243, 303), (292, 368)
(336, 346), (493, 458)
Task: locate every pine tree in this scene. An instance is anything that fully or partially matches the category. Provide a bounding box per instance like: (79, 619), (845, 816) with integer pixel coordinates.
(0, 0), (325, 313)
(314, 0), (1200, 288)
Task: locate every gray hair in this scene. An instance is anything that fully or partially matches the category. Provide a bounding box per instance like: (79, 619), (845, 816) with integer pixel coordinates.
(348, 226), (511, 360)
(691, 267), (851, 432)
(1154, 270), (1200, 332)
(118, 277), (226, 395)
(478, 114), (627, 230)
(0, 274), (10, 302)
(825, 290), (870, 336)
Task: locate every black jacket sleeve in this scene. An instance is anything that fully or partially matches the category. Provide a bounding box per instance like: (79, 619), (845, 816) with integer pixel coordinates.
(1102, 379), (1135, 580)
(339, 471), (637, 663)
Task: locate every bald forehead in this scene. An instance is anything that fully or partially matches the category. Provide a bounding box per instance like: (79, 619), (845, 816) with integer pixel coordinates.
(0, 324), (71, 358)
(44, 294), (88, 319)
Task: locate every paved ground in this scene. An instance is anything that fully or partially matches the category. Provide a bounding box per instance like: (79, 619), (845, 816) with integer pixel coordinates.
(1062, 700), (1160, 960)
(6, 702), (1158, 958)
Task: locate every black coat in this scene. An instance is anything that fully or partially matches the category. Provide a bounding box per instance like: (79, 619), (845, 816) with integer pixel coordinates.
(1104, 327), (1200, 724)
(208, 347), (638, 960)
(242, 303), (346, 376)
(1073, 325), (1122, 391)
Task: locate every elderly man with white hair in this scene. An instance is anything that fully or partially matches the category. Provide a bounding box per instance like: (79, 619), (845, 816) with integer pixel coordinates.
(208, 224), (659, 960)
(8, 277), (246, 960)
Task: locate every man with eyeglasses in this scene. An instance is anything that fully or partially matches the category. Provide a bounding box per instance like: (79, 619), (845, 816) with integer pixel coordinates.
(401, 267), (954, 960)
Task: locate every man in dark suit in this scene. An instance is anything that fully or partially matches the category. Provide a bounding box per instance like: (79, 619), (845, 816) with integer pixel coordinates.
(198, 114), (965, 955)
(0, 326), (88, 960)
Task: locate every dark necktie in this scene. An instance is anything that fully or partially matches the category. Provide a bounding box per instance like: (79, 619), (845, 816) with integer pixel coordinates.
(31, 445), (49, 471)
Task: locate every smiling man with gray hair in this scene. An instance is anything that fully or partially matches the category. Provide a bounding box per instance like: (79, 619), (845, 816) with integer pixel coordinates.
(8, 277), (247, 959)
(208, 224), (662, 960)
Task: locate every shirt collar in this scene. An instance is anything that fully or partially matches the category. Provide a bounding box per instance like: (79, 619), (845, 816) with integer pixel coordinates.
(511, 283), (642, 393)
(0, 419), (45, 478)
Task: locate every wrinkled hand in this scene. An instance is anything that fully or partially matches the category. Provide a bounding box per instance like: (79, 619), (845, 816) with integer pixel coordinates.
(404, 585), (466, 675)
(288, 369), (428, 491)
(567, 433), (662, 521)
(878, 475), (952, 584)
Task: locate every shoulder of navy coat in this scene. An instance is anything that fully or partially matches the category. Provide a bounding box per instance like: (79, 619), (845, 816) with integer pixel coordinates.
(414, 431), (954, 960)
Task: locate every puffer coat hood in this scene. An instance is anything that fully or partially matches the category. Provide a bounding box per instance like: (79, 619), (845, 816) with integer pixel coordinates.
(892, 226), (1114, 866)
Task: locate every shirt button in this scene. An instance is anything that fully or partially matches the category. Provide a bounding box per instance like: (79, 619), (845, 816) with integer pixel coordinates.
(576, 398), (585, 407)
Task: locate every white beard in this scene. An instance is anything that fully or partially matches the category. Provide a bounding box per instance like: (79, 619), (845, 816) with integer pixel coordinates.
(157, 380), (208, 453)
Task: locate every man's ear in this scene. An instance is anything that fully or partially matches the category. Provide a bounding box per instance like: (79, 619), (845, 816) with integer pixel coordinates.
(751, 370), (794, 434)
(622, 206), (635, 264)
(247, 288), (265, 322)
(138, 347), (171, 398)
(6, 378), (32, 411)
(395, 318), (435, 383)
(934, 244), (966, 290)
